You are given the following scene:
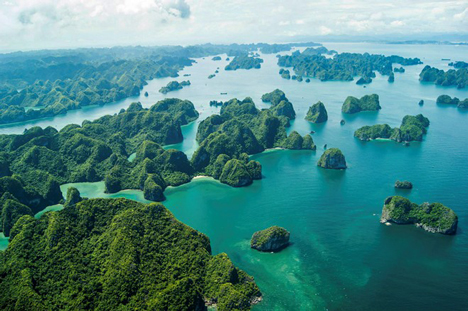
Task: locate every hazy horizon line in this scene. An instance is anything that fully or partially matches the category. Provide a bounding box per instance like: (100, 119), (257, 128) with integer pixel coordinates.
(1, 35), (468, 55)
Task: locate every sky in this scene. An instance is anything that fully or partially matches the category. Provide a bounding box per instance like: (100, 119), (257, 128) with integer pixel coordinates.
(0, 0), (467, 52)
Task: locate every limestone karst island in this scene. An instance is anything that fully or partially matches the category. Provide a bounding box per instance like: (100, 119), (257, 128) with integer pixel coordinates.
(0, 1), (467, 310)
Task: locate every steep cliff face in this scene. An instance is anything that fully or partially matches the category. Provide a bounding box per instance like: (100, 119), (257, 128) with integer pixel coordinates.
(305, 101), (328, 123)
(317, 148), (347, 169)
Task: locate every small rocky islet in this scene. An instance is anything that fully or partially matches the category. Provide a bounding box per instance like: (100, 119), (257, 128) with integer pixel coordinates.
(251, 226), (290, 252)
(159, 80), (191, 94)
(381, 196), (458, 235)
(394, 181), (413, 189)
(317, 148), (347, 169)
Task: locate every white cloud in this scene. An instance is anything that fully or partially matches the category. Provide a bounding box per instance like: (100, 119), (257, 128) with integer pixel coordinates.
(320, 26), (333, 35)
(390, 20), (405, 27)
(0, 0), (467, 51)
(454, 7), (468, 20)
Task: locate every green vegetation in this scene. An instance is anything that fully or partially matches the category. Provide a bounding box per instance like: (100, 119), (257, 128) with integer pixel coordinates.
(394, 114), (430, 142)
(436, 95), (468, 108)
(258, 42), (321, 54)
(192, 95), (315, 185)
(251, 226), (290, 252)
(64, 187), (83, 207)
(419, 65), (467, 89)
(261, 89), (296, 125)
(305, 101), (328, 123)
(395, 181), (413, 189)
(394, 67), (405, 73)
(0, 99), (198, 233)
(0, 43), (322, 124)
(261, 89), (287, 104)
(0, 198), (261, 309)
(301, 46), (333, 56)
(342, 94), (381, 114)
(458, 99), (468, 108)
(381, 196), (458, 235)
(277, 50), (421, 83)
(159, 80), (191, 94)
(0, 175), (62, 237)
(354, 124), (393, 141)
(388, 72), (395, 83)
(208, 74), (216, 79)
(356, 76), (372, 85)
(1, 196), (33, 237)
(279, 69), (291, 79)
(219, 158), (260, 187)
(225, 55), (264, 70)
(449, 61), (468, 69)
(354, 114), (430, 142)
(0, 58), (189, 125)
(282, 131), (316, 150)
(317, 148), (347, 169)
(212, 56), (222, 61)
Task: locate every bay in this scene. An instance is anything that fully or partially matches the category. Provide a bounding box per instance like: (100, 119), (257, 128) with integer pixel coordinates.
(1, 43), (467, 310)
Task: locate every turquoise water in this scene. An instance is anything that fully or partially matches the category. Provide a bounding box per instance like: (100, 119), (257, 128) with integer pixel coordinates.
(1, 43), (468, 310)
(34, 204), (64, 218)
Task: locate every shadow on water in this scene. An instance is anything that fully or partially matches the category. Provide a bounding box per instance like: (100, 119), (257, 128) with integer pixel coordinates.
(342, 111), (380, 124)
(316, 166), (347, 183)
(307, 121), (327, 135)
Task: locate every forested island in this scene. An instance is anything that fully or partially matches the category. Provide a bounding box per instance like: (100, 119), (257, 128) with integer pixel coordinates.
(342, 94), (381, 114)
(260, 89), (296, 124)
(317, 148), (347, 169)
(192, 92), (315, 186)
(381, 196), (458, 235)
(159, 80), (191, 94)
(448, 61), (468, 69)
(251, 226), (290, 252)
(277, 49), (421, 83)
(0, 40), (463, 310)
(354, 114), (430, 142)
(258, 42), (321, 54)
(0, 198), (262, 309)
(0, 98), (199, 235)
(0, 90), (317, 310)
(0, 91), (317, 237)
(395, 180), (413, 189)
(0, 59), (188, 125)
(305, 101), (328, 123)
(225, 55), (264, 70)
(436, 95), (468, 108)
(419, 65), (467, 88)
(0, 42), (321, 125)
(279, 69), (291, 79)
